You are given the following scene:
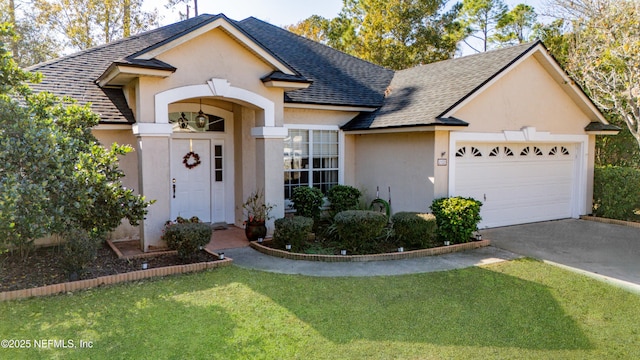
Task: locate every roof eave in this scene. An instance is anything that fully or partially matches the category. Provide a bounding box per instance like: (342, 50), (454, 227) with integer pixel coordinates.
(97, 63), (176, 87)
(342, 121), (468, 134)
(584, 121), (621, 135)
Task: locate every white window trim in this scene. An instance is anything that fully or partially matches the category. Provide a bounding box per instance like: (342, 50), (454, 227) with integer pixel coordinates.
(283, 124), (344, 201)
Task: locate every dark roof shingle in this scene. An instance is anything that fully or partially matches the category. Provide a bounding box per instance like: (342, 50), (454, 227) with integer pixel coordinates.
(343, 42), (539, 130)
(27, 14), (394, 123)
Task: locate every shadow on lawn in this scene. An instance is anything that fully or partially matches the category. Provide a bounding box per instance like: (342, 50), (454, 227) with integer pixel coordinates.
(244, 266), (592, 350)
(1, 264), (594, 357)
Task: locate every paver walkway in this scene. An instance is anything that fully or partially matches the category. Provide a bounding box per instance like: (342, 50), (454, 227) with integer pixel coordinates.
(220, 246), (521, 277)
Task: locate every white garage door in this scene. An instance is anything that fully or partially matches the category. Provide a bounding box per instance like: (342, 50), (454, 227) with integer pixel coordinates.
(454, 143), (576, 228)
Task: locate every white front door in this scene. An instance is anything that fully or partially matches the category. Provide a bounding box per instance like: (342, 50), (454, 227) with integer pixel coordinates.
(171, 139), (212, 222)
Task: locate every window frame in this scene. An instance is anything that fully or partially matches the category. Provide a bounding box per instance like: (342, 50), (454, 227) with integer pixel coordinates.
(283, 124), (344, 203)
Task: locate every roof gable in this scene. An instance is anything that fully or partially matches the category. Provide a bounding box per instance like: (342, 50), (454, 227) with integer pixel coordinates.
(342, 41), (608, 131)
(131, 14), (298, 76)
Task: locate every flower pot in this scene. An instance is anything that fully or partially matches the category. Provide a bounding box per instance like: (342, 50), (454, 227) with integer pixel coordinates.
(245, 221), (267, 241)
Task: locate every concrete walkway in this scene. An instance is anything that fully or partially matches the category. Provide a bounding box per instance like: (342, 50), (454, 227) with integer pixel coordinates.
(484, 219), (640, 294)
(221, 246), (521, 277)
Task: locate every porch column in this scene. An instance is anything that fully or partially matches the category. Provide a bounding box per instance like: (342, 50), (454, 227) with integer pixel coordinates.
(252, 127), (288, 233)
(133, 123), (173, 251)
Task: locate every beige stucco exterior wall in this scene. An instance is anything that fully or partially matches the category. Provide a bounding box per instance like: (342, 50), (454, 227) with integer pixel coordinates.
(283, 108), (358, 126)
(453, 56), (592, 134)
(93, 129), (141, 241)
(354, 132), (436, 213)
(136, 28), (285, 126)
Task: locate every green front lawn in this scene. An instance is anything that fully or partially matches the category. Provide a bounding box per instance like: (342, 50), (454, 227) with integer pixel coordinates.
(1, 259), (638, 359)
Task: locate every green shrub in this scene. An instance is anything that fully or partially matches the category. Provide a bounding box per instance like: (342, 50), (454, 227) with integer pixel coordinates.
(391, 212), (438, 249)
(60, 228), (100, 276)
(334, 210), (388, 254)
(291, 186), (324, 218)
(327, 185), (362, 216)
(273, 216), (314, 251)
(593, 165), (640, 221)
(162, 219), (212, 259)
(431, 197), (482, 244)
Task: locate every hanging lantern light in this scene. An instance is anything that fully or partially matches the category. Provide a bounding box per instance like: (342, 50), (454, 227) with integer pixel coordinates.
(196, 98), (207, 128)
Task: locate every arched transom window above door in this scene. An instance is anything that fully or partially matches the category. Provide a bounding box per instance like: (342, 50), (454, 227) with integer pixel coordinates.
(169, 112), (225, 132)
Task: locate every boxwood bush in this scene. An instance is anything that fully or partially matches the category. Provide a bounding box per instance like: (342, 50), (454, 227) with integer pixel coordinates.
(60, 227), (100, 276)
(273, 216), (314, 252)
(291, 186), (324, 218)
(431, 197), (482, 244)
(391, 212), (438, 249)
(334, 210), (388, 254)
(593, 165), (640, 221)
(162, 219), (212, 259)
(327, 185), (362, 216)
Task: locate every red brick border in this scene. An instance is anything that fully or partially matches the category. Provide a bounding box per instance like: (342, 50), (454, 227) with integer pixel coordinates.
(250, 240), (491, 262)
(0, 255), (233, 302)
(581, 216), (640, 229)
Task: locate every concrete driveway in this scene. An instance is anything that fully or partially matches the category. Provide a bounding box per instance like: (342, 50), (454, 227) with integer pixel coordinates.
(483, 219), (640, 291)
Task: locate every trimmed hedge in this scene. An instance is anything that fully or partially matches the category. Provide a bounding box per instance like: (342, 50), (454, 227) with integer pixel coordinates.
(334, 210), (388, 254)
(162, 221), (212, 259)
(291, 186), (324, 218)
(327, 185), (362, 216)
(431, 197), (482, 244)
(593, 165), (640, 221)
(391, 212), (438, 249)
(273, 216), (314, 252)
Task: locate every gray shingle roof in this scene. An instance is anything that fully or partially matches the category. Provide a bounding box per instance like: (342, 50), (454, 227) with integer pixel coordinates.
(236, 17), (394, 108)
(27, 15), (220, 123)
(342, 42), (540, 131)
(27, 14), (393, 124)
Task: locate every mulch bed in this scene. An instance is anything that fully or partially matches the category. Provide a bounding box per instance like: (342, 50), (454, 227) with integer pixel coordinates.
(0, 243), (217, 292)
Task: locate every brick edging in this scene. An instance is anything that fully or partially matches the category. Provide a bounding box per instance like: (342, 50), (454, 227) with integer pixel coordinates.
(580, 216), (640, 229)
(250, 240), (491, 262)
(0, 257), (233, 302)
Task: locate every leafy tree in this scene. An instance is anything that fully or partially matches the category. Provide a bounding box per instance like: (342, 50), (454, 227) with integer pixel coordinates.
(555, 0), (640, 153)
(539, 0), (640, 164)
(458, 0), (508, 52)
(493, 4), (537, 46)
(285, 15), (331, 44)
(0, 0), (61, 67)
(32, 0), (158, 51)
(286, 0), (465, 70)
(531, 19), (570, 67)
(0, 24), (151, 258)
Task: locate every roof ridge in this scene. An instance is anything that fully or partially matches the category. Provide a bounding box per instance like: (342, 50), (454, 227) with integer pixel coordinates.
(396, 41), (540, 74)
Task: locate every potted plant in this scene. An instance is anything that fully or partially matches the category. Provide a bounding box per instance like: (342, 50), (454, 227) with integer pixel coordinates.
(242, 189), (275, 241)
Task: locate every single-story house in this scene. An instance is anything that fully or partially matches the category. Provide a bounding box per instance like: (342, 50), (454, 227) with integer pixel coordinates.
(28, 14), (618, 251)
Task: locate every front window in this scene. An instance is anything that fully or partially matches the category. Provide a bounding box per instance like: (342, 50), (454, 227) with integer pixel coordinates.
(284, 128), (339, 199)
